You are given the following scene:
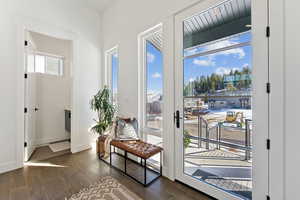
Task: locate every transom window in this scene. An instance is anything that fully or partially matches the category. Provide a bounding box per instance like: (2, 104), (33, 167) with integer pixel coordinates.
(27, 53), (64, 76)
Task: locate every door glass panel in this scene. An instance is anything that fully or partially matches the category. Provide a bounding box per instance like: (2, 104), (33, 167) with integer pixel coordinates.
(182, 10), (253, 200)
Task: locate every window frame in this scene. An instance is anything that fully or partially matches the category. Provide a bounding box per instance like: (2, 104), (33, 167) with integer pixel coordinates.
(105, 46), (119, 104)
(138, 24), (163, 135)
(183, 31), (251, 60)
(28, 52), (64, 76)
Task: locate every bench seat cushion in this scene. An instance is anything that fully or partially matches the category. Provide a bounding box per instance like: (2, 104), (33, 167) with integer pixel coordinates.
(111, 140), (163, 159)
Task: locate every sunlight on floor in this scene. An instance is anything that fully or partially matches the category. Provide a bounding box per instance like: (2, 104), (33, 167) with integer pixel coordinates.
(24, 161), (67, 168)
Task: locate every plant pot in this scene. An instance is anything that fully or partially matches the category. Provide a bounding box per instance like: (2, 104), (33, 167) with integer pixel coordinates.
(96, 135), (107, 158)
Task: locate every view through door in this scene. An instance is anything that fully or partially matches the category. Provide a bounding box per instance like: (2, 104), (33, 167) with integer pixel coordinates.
(174, 0), (261, 199)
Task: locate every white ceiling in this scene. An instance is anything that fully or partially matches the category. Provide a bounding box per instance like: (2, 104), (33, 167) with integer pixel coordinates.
(85, 0), (116, 13)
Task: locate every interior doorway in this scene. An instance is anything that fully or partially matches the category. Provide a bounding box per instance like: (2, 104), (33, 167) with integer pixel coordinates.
(174, 0), (269, 199)
(24, 30), (73, 162)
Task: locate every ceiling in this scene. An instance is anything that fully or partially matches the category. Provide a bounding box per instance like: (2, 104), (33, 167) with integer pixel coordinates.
(146, 0), (251, 51)
(85, 0), (116, 13)
(146, 29), (163, 52)
(183, 0), (251, 49)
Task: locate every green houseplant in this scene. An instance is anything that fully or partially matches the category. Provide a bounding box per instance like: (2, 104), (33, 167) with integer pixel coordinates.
(184, 130), (191, 148)
(90, 86), (116, 157)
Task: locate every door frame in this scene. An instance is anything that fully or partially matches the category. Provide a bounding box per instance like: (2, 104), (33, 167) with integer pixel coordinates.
(173, 0), (269, 199)
(16, 18), (80, 166)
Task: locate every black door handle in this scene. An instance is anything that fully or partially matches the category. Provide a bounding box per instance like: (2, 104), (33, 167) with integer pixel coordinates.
(34, 108), (39, 112)
(174, 110), (180, 128)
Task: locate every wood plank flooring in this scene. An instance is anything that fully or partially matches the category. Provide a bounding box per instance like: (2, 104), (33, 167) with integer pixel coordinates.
(0, 149), (214, 200)
(29, 146), (71, 162)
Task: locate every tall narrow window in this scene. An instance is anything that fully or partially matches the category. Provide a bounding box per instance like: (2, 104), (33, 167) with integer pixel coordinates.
(146, 41), (163, 131)
(138, 25), (163, 168)
(138, 24), (163, 147)
(105, 46), (119, 105)
(111, 52), (118, 104)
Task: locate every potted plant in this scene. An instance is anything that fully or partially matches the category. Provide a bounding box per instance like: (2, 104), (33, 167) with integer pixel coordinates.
(90, 86), (116, 157)
(184, 130), (191, 148)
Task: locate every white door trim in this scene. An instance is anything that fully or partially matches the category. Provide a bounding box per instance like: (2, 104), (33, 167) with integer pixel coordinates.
(16, 17), (80, 168)
(268, 0), (284, 199)
(173, 0), (269, 199)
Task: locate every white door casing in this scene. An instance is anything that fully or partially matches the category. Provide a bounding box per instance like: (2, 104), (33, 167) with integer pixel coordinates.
(173, 0), (269, 199)
(24, 44), (37, 161)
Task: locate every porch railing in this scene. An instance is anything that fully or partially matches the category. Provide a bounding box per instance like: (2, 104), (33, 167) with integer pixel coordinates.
(188, 116), (252, 160)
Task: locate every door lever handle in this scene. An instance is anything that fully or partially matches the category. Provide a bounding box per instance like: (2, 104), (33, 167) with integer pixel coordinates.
(174, 110), (181, 128)
(34, 108), (39, 112)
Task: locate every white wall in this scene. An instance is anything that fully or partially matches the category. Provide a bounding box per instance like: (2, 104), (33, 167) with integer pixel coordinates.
(282, 0), (300, 199)
(30, 32), (72, 145)
(0, 0), (101, 173)
(101, 0), (199, 179)
(101, 0), (198, 117)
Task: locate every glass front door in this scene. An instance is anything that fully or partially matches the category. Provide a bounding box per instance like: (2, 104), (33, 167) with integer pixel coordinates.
(174, 0), (268, 199)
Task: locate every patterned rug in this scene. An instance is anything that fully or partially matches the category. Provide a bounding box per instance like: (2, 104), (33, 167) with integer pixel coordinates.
(67, 176), (142, 200)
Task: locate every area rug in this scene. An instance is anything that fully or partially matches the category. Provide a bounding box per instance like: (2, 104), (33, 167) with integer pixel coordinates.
(49, 141), (70, 152)
(67, 176), (142, 200)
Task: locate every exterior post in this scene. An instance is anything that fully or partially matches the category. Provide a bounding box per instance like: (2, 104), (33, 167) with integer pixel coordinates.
(245, 119), (251, 160)
(198, 115), (202, 148)
(206, 122), (209, 150)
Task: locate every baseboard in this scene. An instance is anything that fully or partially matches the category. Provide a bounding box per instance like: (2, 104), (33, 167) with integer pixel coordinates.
(71, 143), (92, 154)
(0, 161), (20, 174)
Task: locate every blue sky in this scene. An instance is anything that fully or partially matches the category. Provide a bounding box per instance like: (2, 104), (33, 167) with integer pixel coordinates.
(184, 32), (252, 84)
(138, 32), (252, 94)
(146, 41), (163, 93)
(112, 52), (118, 94)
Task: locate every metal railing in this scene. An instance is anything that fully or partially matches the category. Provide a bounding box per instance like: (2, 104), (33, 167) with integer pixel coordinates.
(190, 116), (252, 160)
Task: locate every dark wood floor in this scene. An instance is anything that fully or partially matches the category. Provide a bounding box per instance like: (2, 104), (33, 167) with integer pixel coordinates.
(29, 146), (71, 162)
(0, 148), (214, 200)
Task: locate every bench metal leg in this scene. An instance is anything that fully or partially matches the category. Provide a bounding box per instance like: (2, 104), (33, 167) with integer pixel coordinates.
(110, 143), (112, 166)
(104, 145), (162, 187)
(144, 159), (147, 186)
(160, 151), (162, 175)
(125, 151), (127, 173)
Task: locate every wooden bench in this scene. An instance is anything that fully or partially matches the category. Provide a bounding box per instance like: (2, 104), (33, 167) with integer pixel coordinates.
(99, 136), (163, 186)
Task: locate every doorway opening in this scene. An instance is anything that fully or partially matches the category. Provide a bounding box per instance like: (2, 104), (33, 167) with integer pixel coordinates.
(174, 0), (269, 199)
(24, 31), (73, 162)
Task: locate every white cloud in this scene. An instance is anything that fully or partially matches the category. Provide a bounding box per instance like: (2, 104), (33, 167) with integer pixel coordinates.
(147, 52), (155, 63)
(193, 58), (215, 66)
(215, 67), (230, 75)
(221, 48), (245, 59)
(185, 48), (198, 56)
(215, 67), (239, 75)
(242, 63), (250, 68)
(205, 39), (246, 59)
(189, 78), (195, 82)
(152, 72), (161, 78)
